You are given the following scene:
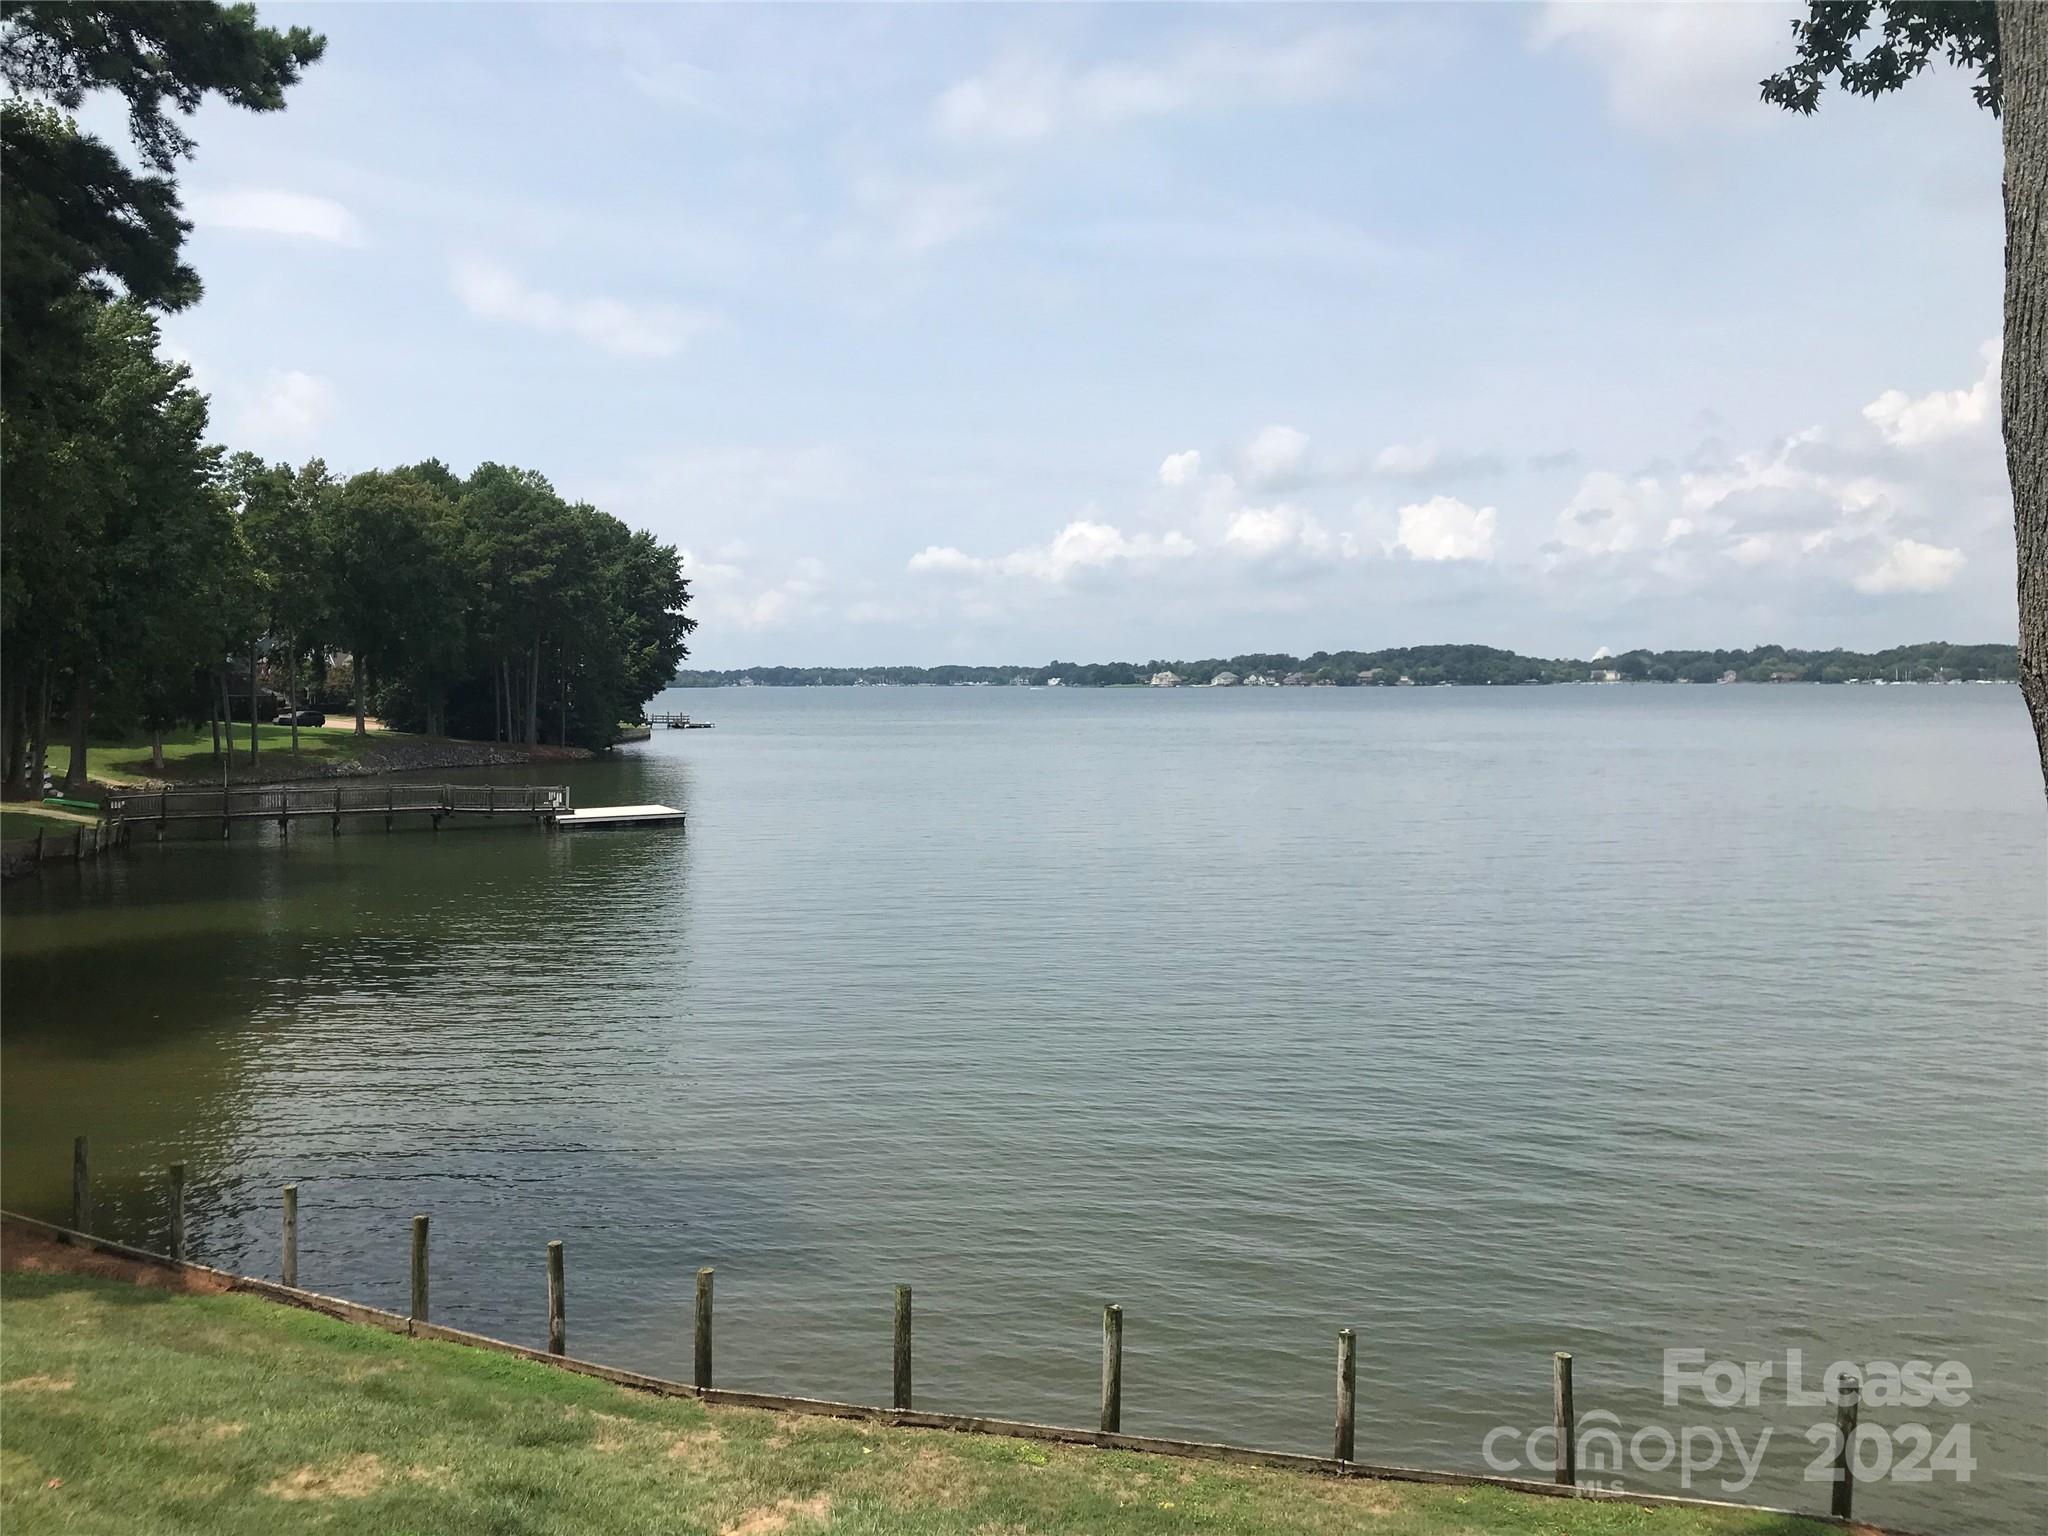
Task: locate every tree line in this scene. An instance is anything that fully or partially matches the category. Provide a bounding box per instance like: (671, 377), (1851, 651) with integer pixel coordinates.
(0, 4), (693, 797)
(675, 641), (2021, 690)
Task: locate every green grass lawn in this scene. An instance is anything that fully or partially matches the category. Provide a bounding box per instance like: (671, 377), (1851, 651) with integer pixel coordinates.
(0, 803), (99, 841)
(0, 1270), (1836, 1536)
(44, 722), (385, 789)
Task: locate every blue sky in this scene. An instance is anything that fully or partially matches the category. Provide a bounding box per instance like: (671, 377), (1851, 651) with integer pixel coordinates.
(147, 2), (2009, 667)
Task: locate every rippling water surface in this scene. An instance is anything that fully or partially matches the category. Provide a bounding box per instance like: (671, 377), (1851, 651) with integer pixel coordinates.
(3, 685), (2042, 1531)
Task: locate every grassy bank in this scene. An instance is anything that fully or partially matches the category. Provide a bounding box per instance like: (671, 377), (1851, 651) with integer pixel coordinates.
(0, 802), (98, 841)
(0, 1267), (1837, 1536)
(43, 722), (382, 789)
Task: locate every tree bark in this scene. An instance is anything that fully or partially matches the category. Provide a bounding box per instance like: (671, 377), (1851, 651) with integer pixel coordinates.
(2004, 0), (2048, 795)
(354, 647), (367, 736)
(287, 634), (300, 754)
(249, 639), (260, 766)
(219, 670), (235, 763)
(63, 671), (91, 796)
(527, 635), (541, 749)
(27, 665), (51, 798)
(150, 729), (165, 773)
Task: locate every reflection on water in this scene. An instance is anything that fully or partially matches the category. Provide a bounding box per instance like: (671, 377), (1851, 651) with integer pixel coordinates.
(4, 685), (2042, 1532)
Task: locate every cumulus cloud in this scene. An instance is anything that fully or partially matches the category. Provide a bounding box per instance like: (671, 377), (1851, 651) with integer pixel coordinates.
(934, 28), (1375, 143)
(1395, 496), (1497, 561)
(235, 369), (335, 440)
(1372, 438), (1507, 481)
(1863, 341), (1999, 448)
(187, 188), (366, 245)
(1529, 0), (1793, 131)
(1224, 503), (1344, 559)
(1243, 424), (1310, 483)
(452, 259), (715, 358)
(911, 521), (1196, 582)
(1158, 449), (1203, 487)
(1854, 538), (1966, 594)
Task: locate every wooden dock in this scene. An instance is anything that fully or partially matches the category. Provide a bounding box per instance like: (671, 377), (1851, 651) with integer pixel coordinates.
(646, 712), (714, 729)
(106, 783), (569, 839)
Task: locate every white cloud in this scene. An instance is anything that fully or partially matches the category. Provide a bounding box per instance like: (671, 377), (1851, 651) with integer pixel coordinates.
(187, 188), (366, 245)
(236, 369), (335, 441)
(1529, 0), (1794, 131)
(1854, 538), (1966, 594)
(830, 174), (996, 257)
(1244, 424), (1310, 483)
(912, 520), (1196, 583)
(1223, 503), (1343, 558)
(934, 28), (1375, 143)
(1395, 496), (1496, 561)
(1863, 340), (1999, 448)
(1158, 449), (1203, 487)
(1372, 438), (1505, 480)
(1373, 439), (1441, 477)
(451, 259), (715, 358)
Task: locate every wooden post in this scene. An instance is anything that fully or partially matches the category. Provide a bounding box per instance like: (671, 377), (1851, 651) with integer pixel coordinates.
(33, 828), (44, 866)
(1335, 1328), (1356, 1461)
(410, 1215), (429, 1323)
(167, 1162), (187, 1261)
(386, 784), (394, 833)
(70, 1136), (88, 1232)
(1553, 1351), (1576, 1486)
(892, 1285), (913, 1410)
(282, 1183), (298, 1287)
(694, 1267), (714, 1388)
(332, 785), (342, 837)
(546, 1240), (566, 1356)
(1832, 1374), (1860, 1519)
(1101, 1303), (1124, 1434)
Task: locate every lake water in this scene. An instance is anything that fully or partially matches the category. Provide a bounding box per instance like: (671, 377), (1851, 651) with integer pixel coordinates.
(3, 684), (2042, 1532)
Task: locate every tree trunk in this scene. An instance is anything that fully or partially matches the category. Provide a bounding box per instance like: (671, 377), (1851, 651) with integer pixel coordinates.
(527, 636), (541, 749)
(28, 665), (51, 798)
(2004, 0), (2048, 795)
(1, 674), (18, 795)
(493, 657), (503, 743)
(150, 729), (165, 773)
(249, 639), (260, 766)
(288, 634), (300, 754)
(63, 671), (91, 796)
(354, 647), (368, 737)
(210, 681), (220, 759)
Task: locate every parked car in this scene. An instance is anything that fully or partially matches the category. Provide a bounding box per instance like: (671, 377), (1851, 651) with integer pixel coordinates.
(272, 709), (326, 727)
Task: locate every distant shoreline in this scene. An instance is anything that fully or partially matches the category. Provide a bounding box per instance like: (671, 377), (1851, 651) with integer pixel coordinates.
(673, 641), (2019, 690)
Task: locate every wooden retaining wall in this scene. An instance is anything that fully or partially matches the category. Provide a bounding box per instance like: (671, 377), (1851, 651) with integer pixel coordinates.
(3, 1143), (1919, 1535)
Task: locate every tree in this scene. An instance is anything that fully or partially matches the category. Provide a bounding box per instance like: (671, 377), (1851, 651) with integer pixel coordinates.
(2, 3), (323, 796)
(1765, 2), (2047, 794)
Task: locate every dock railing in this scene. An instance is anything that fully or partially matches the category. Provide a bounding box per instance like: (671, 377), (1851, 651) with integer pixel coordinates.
(104, 783), (570, 837)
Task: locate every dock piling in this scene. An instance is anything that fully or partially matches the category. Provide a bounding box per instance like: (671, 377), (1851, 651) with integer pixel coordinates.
(547, 1240), (566, 1356)
(410, 1215), (429, 1324)
(71, 1136), (88, 1233)
(1101, 1304), (1124, 1434)
(1831, 1374), (1860, 1518)
(1553, 1352), (1576, 1486)
(893, 1285), (913, 1410)
(167, 1162), (187, 1261)
(1335, 1328), (1356, 1462)
(282, 1184), (298, 1287)
(694, 1268), (714, 1388)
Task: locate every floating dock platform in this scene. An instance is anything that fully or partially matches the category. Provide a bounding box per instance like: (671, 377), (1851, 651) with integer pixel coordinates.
(556, 804), (686, 830)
